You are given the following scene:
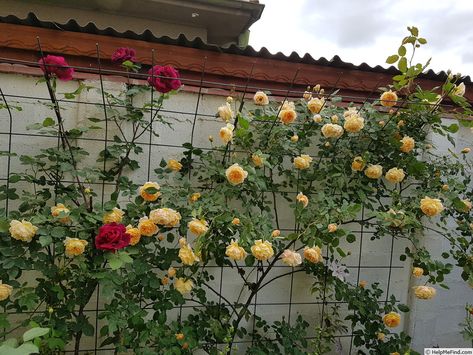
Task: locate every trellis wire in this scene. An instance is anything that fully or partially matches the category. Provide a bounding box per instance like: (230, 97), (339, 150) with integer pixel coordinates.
(0, 44), (418, 354)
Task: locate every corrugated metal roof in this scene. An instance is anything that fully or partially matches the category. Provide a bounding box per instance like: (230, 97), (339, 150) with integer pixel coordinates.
(0, 13), (470, 84)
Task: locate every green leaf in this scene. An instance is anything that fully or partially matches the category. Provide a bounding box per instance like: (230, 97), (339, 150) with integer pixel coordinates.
(42, 117), (55, 127)
(106, 253), (124, 270)
(0, 218), (9, 233)
(397, 304), (410, 312)
(118, 251), (133, 264)
(446, 123), (459, 133)
(23, 327), (50, 342)
(39, 235), (53, 247)
(398, 46), (406, 56)
(346, 234), (356, 243)
(418, 37), (427, 44)
(386, 55), (399, 64)
(398, 57), (408, 73)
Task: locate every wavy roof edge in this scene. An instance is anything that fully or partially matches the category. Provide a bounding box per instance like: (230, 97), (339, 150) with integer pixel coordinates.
(1, 13), (471, 84)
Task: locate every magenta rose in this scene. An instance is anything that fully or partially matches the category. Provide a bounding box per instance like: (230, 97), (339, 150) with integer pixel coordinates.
(38, 55), (74, 81)
(147, 65), (181, 93)
(95, 223), (130, 251)
(111, 47), (137, 63)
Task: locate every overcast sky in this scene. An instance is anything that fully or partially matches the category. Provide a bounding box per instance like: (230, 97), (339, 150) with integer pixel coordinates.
(249, 0), (473, 78)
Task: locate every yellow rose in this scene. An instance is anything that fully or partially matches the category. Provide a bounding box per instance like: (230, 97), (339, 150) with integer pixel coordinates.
(344, 114), (364, 133)
(461, 199), (473, 212)
(351, 156), (365, 172)
(290, 135), (299, 142)
(331, 115), (339, 124)
(225, 240), (247, 261)
(313, 114), (323, 123)
(385, 168), (405, 184)
(254, 91), (269, 105)
(9, 219), (38, 243)
(64, 237), (88, 257)
(280, 101), (295, 111)
(420, 196), (444, 217)
(376, 332), (385, 341)
(397, 120), (405, 128)
(167, 267), (176, 278)
(462, 147), (471, 154)
(189, 192), (201, 203)
(328, 223), (338, 233)
(217, 102), (234, 122)
(219, 123), (234, 144)
(150, 208), (181, 228)
(51, 203), (70, 223)
(321, 123), (344, 138)
(293, 154), (313, 170)
(103, 207), (125, 224)
(251, 239), (274, 261)
(161, 276), (169, 285)
(380, 90), (398, 107)
(232, 218), (240, 225)
(175, 278), (193, 294)
(226, 96), (233, 103)
(138, 217), (159, 237)
(179, 243), (199, 265)
(303, 90), (312, 101)
(251, 154), (264, 168)
(412, 267), (424, 278)
(188, 218), (208, 236)
(454, 82), (465, 97)
(364, 165), (383, 179)
(413, 285), (436, 300)
(383, 312), (401, 328)
(296, 192), (309, 208)
(359, 280), (368, 288)
(390, 352), (400, 355)
(279, 109), (297, 125)
(167, 159), (183, 172)
(0, 284), (13, 301)
(139, 182), (161, 202)
(126, 225), (141, 246)
(175, 333), (185, 341)
(281, 249), (302, 267)
(271, 229), (281, 238)
(400, 136), (415, 153)
(441, 184), (449, 191)
(225, 163), (248, 185)
(304, 246), (322, 263)
(307, 97), (325, 114)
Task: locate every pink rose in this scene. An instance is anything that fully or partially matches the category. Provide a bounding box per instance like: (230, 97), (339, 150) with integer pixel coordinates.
(95, 223), (130, 251)
(38, 55), (74, 81)
(147, 65), (181, 93)
(111, 47), (137, 63)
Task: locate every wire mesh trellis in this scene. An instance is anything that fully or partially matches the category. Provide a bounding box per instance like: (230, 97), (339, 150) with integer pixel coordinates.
(0, 41), (416, 354)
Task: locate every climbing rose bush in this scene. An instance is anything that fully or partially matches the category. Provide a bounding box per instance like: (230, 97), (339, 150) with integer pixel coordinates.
(0, 27), (472, 354)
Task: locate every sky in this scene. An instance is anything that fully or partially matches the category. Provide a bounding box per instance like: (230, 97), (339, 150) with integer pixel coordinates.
(249, 0), (473, 78)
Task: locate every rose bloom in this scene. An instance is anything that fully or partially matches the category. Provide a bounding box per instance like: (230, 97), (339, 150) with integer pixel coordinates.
(38, 55), (74, 81)
(188, 218), (208, 236)
(167, 159), (183, 172)
(380, 90), (398, 107)
(253, 91), (269, 105)
(461, 199), (473, 212)
(376, 332), (385, 341)
(64, 237), (88, 257)
(296, 192), (309, 208)
(328, 223), (338, 233)
(147, 65), (181, 93)
(351, 156), (365, 172)
(232, 218), (240, 225)
(175, 333), (185, 341)
(331, 115), (339, 124)
(462, 147), (471, 154)
(391, 352), (400, 355)
(126, 225), (141, 246)
(103, 207), (125, 224)
(271, 229), (281, 238)
(51, 203), (71, 223)
(0, 284), (13, 301)
(161, 276), (169, 285)
(175, 278), (193, 295)
(304, 246), (322, 263)
(281, 249), (302, 267)
(138, 217), (159, 237)
(219, 123), (234, 144)
(290, 135), (299, 142)
(95, 223), (130, 251)
(307, 97), (325, 114)
(251, 154), (263, 168)
(189, 192), (201, 203)
(179, 243), (199, 265)
(217, 102), (234, 122)
(139, 181), (161, 202)
(278, 109), (297, 125)
(225, 163), (248, 185)
(364, 164), (383, 179)
(251, 239), (274, 261)
(344, 114), (364, 133)
(303, 90), (312, 101)
(385, 168), (405, 184)
(280, 101), (295, 111)
(150, 208), (182, 228)
(383, 312), (401, 328)
(226, 240), (247, 261)
(168, 267), (176, 278)
(413, 285), (436, 300)
(321, 123), (344, 138)
(111, 47), (136, 63)
(293, 154), (313, 170)
(9, 219), (38, 243)
(400, 136), (415, 153)
(420, 196), (444, 217)
(343, 107), (358, 117)
(313, 114), (323, 123)
(359, 280), (368, 288)
(412, 267), (424, 278)
(454, 82), (466, 97)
